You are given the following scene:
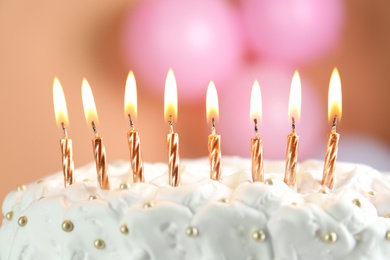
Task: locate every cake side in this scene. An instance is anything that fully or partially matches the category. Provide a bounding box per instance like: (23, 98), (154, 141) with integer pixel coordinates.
(1, 157), (390, 260)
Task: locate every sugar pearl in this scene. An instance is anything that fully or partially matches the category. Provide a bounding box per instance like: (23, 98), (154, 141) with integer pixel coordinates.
(120, 224), (129, 235)
(120, 182), (131, 190)
(252, 230), (266, 242)
(322, 232), (337, 243)
(62, 220), (74, 232)
(5, 211), (14, 221)
(94, 239), (105, 249)
(18, 216), (28, 227)
(186, 226), (198, 237)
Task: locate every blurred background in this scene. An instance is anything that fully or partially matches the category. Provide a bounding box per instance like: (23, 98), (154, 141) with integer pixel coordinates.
(1, 0), (390, 205)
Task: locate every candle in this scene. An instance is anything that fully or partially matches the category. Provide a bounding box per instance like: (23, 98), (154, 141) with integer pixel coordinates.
(250, 80), (264, 182)
(206, 81), (221, 181)
(322, 68), (342, 189)
(284, 71), (301, 186)
(53, 77), (74, 187)
(82, 79), (110, 190)
(124, 71), (144, 183)
(164, 69), (180, 187)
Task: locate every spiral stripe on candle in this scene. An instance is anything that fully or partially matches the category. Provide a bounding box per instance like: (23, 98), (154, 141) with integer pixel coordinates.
(93, 137), (110, 190)
(128, 131), (144, 183)
(322, 132), (340, 189)
(251, 137), (264, 182)
(284, 133), (299, 186)
(60, 138), (74, 187)
(167, 133), (180, 187)
(208, 135), (221, 181)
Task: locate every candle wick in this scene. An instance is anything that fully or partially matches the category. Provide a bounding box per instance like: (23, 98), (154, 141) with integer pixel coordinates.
(61, 122), (68, 138)
(211, 118), (216, 135)
(169, 115), (174, 133)
(332, 115), (338, 132)
(91, 121), (99, 137)
(254, 118), (258, 137)
(128, 114), (135, 131)
(291, 116), (296, 133)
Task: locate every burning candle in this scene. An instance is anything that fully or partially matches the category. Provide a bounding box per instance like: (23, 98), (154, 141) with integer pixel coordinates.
(250, 80), (264, 182)
(82, 79), (110, 190)
(206, 81), (221, 181)
(284, 71), (301, 186)
(164, 69), (180, 187)
(124, 71), (144, 183)
(322, 68), (342, 189)
(53, 77), (74, 187)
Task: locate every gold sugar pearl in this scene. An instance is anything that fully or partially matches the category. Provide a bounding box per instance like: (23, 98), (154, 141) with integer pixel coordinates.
(83, 179), (90, 183)
(368, 191), (377, 196)
(384, 214), (390, 219)
(120, 224), (129, 235)
(89, 194), (100, 201)
(143, 202), (154, 209)
(5, 211), (14, 221)
(291, 202), (298, 206)
(17, 185), (26, 192)
(352, 198), (362, 208)
(120, 182), (131, 190)
(322, 231), (337, 244)
(94, 239), (106, 249)
(386, 231), (390, 241)
(264, 178), (274, 186)
(252, 230), (266, 242)
(18, 216), (28, 227)
(318, 188), (329, 194)
(219, 198), (230, 204)
(186, 226), (198, 237)
(62, 220), (74, 232)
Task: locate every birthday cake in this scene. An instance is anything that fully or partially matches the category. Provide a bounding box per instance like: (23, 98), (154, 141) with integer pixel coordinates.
(1, 157), (390, 259)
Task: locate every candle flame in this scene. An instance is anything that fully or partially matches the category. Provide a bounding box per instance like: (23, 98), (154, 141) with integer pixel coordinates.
(53, 77), (69, 127)
(288, 70), (302, 121)
(164, 69), (178, 122)
(328, 67), (342, 122)
(250, 80), (262, 122)
(206, 81), (219, 123)
(81, 78), (99, 126)
(124, 71), (138, 120)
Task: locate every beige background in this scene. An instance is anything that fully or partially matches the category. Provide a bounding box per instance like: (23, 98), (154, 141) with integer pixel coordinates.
(1, 0), (390, 206)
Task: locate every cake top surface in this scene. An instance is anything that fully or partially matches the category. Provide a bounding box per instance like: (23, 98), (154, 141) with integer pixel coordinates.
(1, 157), (390, 260)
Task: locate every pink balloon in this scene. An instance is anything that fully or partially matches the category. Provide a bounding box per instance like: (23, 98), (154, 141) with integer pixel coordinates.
(121, 0), (244, 101)
(241, 0), (345, 65)
(217, 63), (326, 160)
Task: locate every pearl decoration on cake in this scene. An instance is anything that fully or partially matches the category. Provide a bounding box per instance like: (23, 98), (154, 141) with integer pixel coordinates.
(120, 182), (131, 190)
(368, 190), (377, 196)
(384, 214), (390, 218)
(18, 216), (28, 227)
(62, 220), (74, 232)
(252, 230), (266, 241)
(186, 226), (198, 237)
(386, 231), (390, 241)
(264, 178), (274, 185)
(120, 224), (129, 235)
(17, 184), (26, 191)
(143, 202), (154, 209)
(318, 188), (329, 194)
(5, 211), (14, 221)
(219, 198), (230, 203)
(94, 239), (106, 249)
(322, 231), (337, 243)
(89, 194), (100, 201)
(352, 198), (362, 208)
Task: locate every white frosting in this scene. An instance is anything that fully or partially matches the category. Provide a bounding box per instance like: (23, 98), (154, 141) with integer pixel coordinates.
(1, 157), (390, 260)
